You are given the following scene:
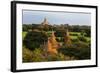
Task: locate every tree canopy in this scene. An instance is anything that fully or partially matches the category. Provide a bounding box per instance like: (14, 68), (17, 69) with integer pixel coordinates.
(23, 30), (48, 50)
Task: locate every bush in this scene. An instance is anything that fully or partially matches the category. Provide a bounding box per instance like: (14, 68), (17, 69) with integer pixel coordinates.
(70, 33), (78, 36)
(23, 30), (48, 50)
(78, 48), (91, 59)
(54, 29), (66, 37)
(71, 38), (79, 42)
(56, 37), (64, 42)
(47, 53), (66, 61)
(78, 36), (87, 42)
(32, 48), (47, 62)
(58, 47), (79, 57)
(74, 41), (90, 49)
(58, 41), (91, 60)
(22, 48), (33, 62)
(84, 28), (91, 37)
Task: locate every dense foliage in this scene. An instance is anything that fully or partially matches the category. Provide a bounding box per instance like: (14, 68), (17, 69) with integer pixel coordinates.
(58, 41), (91, 60)
(22, 24), (91, 62)
(23, 24), (91, 33)
(23, 30), (48, 50)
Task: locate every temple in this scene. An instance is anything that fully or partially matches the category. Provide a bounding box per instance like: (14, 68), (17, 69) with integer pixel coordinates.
(47, 31), (59, 54)
(41, 18), (71, 54)
(41, 18), (49, 26)
(64, 29), (72, 47)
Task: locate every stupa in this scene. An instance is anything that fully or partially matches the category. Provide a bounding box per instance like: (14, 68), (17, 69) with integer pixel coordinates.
(64, 29), (72, 47)
(41, 18), (49, 26)
(47, 31), (59, 54)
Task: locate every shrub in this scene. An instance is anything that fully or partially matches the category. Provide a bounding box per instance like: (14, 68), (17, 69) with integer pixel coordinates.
(47, 53), (66, 61)
(78, 48), (91, 59)
(74, 41), (90, 49)
(22, 48), (33, 62)
(71, 38), (79, 42)
(58, 41), (91, 60)
(32, 48), (47, 62)
(70, 33), (78, 36)
(78, 36), (87, 42)
(73, 41), (91, 59)
(58, 47), (79, 58)
(56, 37), (64, 42)
(84, 28), (91, 37)
(54, 29), (66, 37)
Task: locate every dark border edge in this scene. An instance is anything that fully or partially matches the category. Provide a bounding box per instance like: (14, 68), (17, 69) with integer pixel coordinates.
(11, 1), (16, 72)
(15, 65), (97, 72)
(11, 1), (97, 8)
(96, 6), (98, 67)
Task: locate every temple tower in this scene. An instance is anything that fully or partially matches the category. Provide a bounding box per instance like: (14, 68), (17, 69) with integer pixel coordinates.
(47, 31), (58, 54)
(41, 18), (49, 26)
(64, 29), (72, 47)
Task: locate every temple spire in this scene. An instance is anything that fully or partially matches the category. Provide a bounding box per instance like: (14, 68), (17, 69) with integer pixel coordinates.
(42, 17), (49, 26)
(64, 28), (71, 47)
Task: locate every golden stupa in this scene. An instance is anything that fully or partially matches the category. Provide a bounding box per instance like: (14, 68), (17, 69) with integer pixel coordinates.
(47, 31), (59, 54)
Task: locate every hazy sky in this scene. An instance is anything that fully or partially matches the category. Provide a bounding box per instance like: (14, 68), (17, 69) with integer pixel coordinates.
(23, 10), (91, 25)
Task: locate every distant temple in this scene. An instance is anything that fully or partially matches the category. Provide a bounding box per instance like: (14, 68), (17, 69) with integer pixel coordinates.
(64, 29), (72, 47)
(41, 18), (49, 26)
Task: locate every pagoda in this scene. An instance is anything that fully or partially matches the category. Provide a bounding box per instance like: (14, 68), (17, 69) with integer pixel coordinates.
(47, 31), (59, 54)
(64, 29), (72, 47)
(41, 18), (49, 26)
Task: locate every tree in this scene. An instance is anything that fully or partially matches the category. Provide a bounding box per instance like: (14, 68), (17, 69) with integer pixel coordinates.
(84, 28), (91, 37)
(78, 30), (87, 42)
(58, 47), (79, 60)
(54, 29), (66, 37)
(71, 25), (81, 32)
(23, 30), (48, 50)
